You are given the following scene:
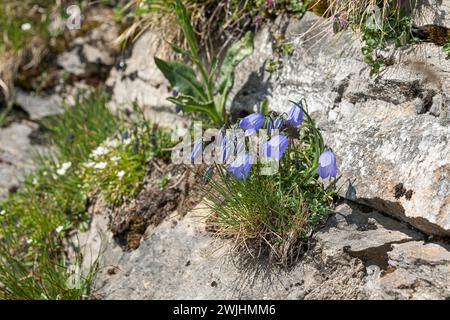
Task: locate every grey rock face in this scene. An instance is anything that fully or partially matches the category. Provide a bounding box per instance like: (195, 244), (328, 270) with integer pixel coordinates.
(409, 0), (450, 27)
(15, 89), (62, 120)
(229, 12), (450, 236)
(106, 30), (190, 132)
(57, 8), (118, 78)
(0, 121), (46, 198)
(94, 202), (448, 300)
(376, 241), (450, 299)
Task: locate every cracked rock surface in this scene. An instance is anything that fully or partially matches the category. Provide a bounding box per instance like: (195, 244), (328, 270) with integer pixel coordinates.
(107, 12), (450, 236)
(0, 121), (47, 199)
(229, 12), (450, 236)
(90, 202), (449, 300)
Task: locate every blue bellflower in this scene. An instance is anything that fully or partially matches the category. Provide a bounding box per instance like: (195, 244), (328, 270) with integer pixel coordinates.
(217, 136), (231, 163)
(286, 105), (303, 127)
(265, 134), (288, 161)
(228, 153), (253, 181)
(273, 116), (283, 130)
(317, 149), (337, 179)
(239, 113), (265, 133)
(191, 139), (202, 161)
(266, 119), (273, 135)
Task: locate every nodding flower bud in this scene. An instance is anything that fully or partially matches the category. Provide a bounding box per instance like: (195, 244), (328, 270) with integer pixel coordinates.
(317, 149), (337, 179)
(191, 139), (203, 161)
(239, 113), (265, 132)
(265, 134), (288, 161)
(266, 119), (273, 135)
(286, 105), (303, 127)
(273, 116), (283, 129)
(228, 152), (253, 181)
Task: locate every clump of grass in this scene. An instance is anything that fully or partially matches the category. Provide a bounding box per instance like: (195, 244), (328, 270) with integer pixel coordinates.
(80, 125), (173, 206)
(205, 100), (337, 266)
(0, 239), (99, 300)
(0, 91), (118, 299)
(42, 92), (119, 165)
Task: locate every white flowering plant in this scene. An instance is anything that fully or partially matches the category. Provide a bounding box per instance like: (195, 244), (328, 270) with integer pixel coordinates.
(79, 126), (173, 206)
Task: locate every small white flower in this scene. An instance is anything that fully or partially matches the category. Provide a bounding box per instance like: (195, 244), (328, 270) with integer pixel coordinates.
(32, 178), (38, 185)
(106, 139), (120, 148)
(94, 162), (107, 169)
(92, 146), (108, 157)
(117, 170), (125, 178)
(43, 171), (48, 176)
(27, 238), (33, 245)
(21, 23), (32, 31)
(123, 138), (132, 145)
(0, 210), (5, 216)
(110, 156), (120, 161)
(56, 162), (72, 176)
(84, 161), (96, 168)
(56, 226), (64, 233)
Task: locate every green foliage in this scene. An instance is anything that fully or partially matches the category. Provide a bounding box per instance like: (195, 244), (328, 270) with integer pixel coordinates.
(0, 240), (98, 300)
(358, 9), (417, 75)
(0, 105), (12, 127)
(41, 92), (119, 165)
(80, 126), (173, 206)
(287, 0), (308, 16)
(0, 91), (116, 299)
(155, 0), (254, 126)
(266, 34), (294, 74)
(0, 0), (55, 52)
(444, 38), (450, 56)
(206, 101), (336, 266)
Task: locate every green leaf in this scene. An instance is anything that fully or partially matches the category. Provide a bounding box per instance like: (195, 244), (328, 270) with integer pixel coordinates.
(168, 94), (221, 124)
(215, 31), (254, 116)
(260, 98), (269, 115)
(174, 0), (199, 59)
(216, 31), (254, 96)
(154, 57), (207, 100)
(167, 41), (192, 59)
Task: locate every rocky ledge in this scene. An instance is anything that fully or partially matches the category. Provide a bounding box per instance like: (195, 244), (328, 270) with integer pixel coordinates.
(85, 202), (449, 300)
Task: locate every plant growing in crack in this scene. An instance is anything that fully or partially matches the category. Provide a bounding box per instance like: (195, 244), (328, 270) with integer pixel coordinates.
(154, 0), (254, 126)
(196, 99), (338, 266)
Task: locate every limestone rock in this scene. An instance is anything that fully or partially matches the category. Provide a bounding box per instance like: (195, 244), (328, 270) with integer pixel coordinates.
(106, 30), (189, 132)
(374, 241), (450, 299)
(15, 89), (63, 120)
(57, 7), (118, 79)
(92, 201), (450, 300)
(0, 121), (46, 198)
(230, 12), (450, 236)
(410, 0), (450, 28)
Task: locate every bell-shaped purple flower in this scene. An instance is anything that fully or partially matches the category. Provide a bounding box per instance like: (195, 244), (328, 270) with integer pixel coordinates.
(317, 149), (337, 179)
(239, 113), (265, 131)
(266, 119), (273, 135)
(228, 152), (253, 181)
(217, 136), (231, 163)
(265, 134), (288, 161)
(191, 139), (202, 161)
(286, 105), (303, 127)
(273, 116), (283, 129)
